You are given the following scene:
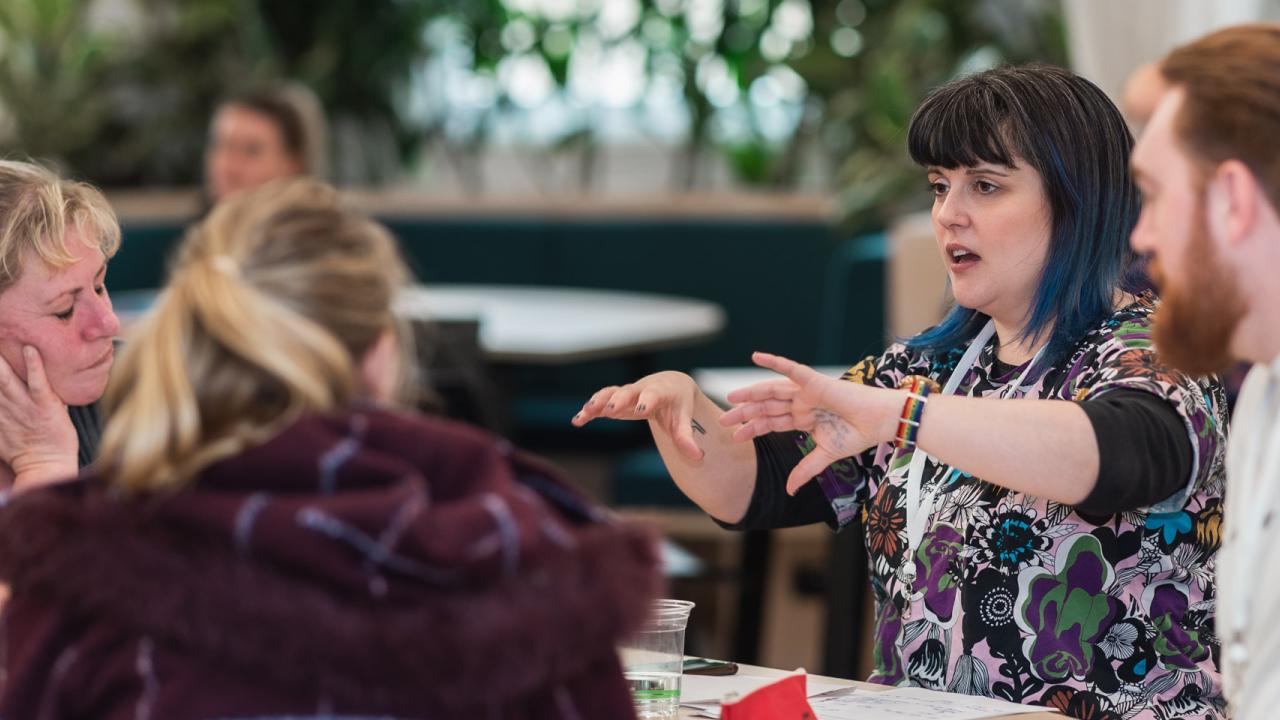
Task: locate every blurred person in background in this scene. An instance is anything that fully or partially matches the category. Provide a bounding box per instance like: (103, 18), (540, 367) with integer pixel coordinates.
(204, 82), (328, 207)
(205, 83), (502, 435)
(1127, 23), (1280, 720)
(0, 160), (120, 492)
(578, 65), (1228, 719)
(0, 179), (658, 718)
(1122, 62), (1169, 128)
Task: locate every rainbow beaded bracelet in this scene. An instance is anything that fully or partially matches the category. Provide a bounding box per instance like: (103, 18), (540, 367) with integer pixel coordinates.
(894, 375), (940, 450)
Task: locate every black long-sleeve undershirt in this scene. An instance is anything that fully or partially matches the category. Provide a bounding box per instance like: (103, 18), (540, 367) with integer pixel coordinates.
(723, 386), (1193, 530)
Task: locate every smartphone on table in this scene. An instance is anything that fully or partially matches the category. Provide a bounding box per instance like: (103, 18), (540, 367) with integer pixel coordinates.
(683, 657), (739, 676)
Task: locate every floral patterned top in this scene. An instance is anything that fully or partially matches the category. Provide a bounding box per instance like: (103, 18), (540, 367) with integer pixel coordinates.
(810, 296), (1227, 720)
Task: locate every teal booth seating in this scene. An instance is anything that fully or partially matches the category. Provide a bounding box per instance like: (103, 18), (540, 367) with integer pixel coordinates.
(112, 213), (888, 449)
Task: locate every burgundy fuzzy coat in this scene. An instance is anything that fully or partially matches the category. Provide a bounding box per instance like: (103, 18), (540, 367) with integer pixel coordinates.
(0, 409), (661, 719)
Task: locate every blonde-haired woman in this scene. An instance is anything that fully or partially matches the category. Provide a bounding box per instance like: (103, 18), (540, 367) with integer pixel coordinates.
(0, 179), (659, 719)
(0, 159), (121, 491)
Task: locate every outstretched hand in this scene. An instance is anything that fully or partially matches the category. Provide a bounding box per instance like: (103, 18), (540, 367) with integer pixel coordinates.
(720, 351), (899, 494)
(0, 346), (78, 491)
(572, 370), (705, 461)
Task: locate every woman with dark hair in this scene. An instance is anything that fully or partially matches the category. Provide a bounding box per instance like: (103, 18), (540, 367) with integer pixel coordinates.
(577, 65), (1227, 718)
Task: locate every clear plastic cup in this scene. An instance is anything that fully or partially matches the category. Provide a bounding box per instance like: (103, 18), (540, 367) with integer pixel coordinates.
(619, 599), (695, 720)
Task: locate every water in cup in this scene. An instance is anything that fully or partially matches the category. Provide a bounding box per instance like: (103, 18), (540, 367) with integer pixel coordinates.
(619, 599), (694, 720)
(626, 669), (681, 717)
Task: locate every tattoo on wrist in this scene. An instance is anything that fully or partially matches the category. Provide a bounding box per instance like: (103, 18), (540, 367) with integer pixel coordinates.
(691, 419), (707, 435)
(813, 408), (851, 446)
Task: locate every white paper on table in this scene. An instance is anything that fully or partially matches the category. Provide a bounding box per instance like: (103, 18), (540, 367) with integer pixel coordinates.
(807, 686), (1059, 719)
(681, 673), (850, 704)
(679, 673), (853, 718)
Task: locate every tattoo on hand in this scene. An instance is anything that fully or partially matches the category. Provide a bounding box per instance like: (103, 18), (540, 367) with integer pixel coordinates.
(813, 408), (851, 446)
(691, 419), (707, 435)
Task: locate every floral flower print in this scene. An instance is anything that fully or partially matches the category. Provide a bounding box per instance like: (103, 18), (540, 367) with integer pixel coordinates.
(805, 297), (1226, 717)
(1098, 620), (1140, 661)
(865, 483), (907, 561)
(915, 523), (965, 625)
(1040, 685), (1123, 720)
(908, 638), (949, 689)
(972, 500), (1071, 573)
(962, 567), (1021, 650)
(1016, 534), (1123, 681)
(1156, 684), (1216, 720)
(1194, 499), (1222, 551)
(1143, 581), (1212, 672)
(1146, 511), (1195, 552)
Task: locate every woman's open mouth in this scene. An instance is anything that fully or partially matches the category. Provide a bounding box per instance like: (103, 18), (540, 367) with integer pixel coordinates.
(947, 246), (982, 270)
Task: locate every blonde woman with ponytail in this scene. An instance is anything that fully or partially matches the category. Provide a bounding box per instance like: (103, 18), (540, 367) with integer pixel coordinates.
(0, 179), (659, 719)
(104, 178), (406, 493)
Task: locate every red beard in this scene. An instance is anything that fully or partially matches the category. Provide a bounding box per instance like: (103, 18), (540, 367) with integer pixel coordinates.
(1149, 206), (1245, 376)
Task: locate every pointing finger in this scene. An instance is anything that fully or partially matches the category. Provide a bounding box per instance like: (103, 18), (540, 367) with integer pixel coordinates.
(752, 351), (823, 386)
(725, 378), (798, 405)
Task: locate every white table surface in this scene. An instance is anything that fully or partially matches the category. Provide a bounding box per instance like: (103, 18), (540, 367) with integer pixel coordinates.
(396, 285), (725, 364)
(115, 284), (726, 365)
(678, 663), (1060, 718)
(677, 663), (853, 718)
(693, 365), (851, 405)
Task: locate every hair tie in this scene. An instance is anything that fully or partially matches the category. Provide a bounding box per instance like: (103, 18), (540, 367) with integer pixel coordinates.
(210, 255), (241, 278)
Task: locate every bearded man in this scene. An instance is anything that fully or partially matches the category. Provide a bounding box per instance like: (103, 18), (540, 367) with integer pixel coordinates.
(1129, 22), (1280, 720)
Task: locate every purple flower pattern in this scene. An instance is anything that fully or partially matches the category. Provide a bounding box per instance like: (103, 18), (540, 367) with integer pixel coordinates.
(809, 296), (1227, 719)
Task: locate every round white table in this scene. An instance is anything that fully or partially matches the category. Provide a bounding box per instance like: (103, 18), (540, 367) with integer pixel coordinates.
(396, 285), (725, 364)
(116, 284), (726, 366)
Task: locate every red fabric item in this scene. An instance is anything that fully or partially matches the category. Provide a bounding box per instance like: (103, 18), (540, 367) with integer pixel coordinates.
(720, 673), (817, 720)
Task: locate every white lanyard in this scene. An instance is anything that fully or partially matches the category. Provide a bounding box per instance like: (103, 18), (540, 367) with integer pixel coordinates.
(897, 319), (1048, 588)
(1226, 363), (1280, 671)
